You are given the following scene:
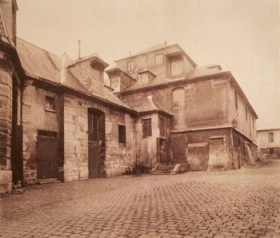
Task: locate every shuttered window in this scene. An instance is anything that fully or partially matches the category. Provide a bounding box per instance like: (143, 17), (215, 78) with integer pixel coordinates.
(142, 118), (152, 138)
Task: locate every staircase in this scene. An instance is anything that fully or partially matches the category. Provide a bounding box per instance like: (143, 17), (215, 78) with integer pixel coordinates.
(150, 163), (190, 175)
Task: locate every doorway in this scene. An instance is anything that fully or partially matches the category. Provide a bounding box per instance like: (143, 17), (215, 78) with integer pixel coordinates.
(88, 109), (105, 178)
(37, 131), (59, 179)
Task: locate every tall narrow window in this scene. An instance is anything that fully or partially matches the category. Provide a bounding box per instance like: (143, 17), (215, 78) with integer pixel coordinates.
(159, 117), (165, 137)
(119, 125), (126, 144)
(268, 132), (274, 143)
(155, 54), (163, 65)
(142, 118), (152, 138)
(127, 61), (134, 71)
(172, 88), (185, 108)
(235, 91), (238, 110)
(170, 57), (183, 76)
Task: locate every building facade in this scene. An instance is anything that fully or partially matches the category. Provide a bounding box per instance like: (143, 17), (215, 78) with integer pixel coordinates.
(107, 44), (258, 171)
(257, 129), (280, 159)
(0, 1), (259, 193)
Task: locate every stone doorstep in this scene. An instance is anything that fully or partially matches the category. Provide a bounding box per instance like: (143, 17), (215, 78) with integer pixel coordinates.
(37, 178), (61, 184)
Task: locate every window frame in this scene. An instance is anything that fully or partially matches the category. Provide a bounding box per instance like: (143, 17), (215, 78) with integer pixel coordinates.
(172, 87), (185, 109)
(118, 124), (126, 144)
(268, 132), (274, 143)
(45, 95), (56, 112)
(142, 118), (152, 138)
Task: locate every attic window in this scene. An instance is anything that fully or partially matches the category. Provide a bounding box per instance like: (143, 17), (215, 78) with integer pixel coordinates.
(139, 73), (149, 85)
(127, 61), (134, 72)
(45, 96), (56, 111)
(155, 54), (163, 65)
(170, 56), (183, 76)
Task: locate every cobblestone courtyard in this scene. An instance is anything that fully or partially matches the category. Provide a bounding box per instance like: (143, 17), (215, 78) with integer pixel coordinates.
(1, 160), (280, 238)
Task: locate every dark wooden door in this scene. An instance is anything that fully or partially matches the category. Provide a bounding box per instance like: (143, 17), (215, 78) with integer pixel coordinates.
(37, 137), (59, 179)
(88, 109), (105, 178)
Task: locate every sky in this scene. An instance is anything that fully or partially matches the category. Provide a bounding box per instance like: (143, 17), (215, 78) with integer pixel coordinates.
(16, 0), (280, 129)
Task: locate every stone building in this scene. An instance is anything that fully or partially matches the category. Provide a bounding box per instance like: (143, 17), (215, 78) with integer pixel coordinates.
(0, 1), (259, 193)
(107, 43), (258, 171)
(257, 128), (280, 159)
(0, 0), (25, 193)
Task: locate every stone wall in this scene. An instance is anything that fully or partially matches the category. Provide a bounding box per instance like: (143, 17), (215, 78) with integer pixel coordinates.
(170, 128), (232, 171)
(63, 94), (136, 181)
(0, 53), (13, 192)
(228, 82), (257, 143)
(22, 81), (60, 184)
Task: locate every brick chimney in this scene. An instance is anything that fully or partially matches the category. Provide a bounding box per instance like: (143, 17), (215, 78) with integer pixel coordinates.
(0, 0), (18, 45)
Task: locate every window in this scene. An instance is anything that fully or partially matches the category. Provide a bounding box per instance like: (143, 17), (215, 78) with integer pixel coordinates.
(127, 61), (134, 71)
(45, 96), (56, 111)
(170, 57), (183, 76)
(172, 88), (185, 108)
(235, 91), (238, 110)
(155, 54), (163, 65)
(246, 107), (248, 120)
(118, 125), (126, 144)
(111, 76), (120, 90)
(142, 118), (152, 138)
(268, 132), (274, 143)
(159, 117), (165, 137)
(139, 73), (149, 85)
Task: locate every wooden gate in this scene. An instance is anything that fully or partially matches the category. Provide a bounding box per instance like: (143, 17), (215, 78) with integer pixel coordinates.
(37, 132), (59, 179)
(88, 109), (105, 178)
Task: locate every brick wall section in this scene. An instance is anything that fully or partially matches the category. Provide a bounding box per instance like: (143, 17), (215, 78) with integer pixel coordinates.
(22, 81), (59, 184)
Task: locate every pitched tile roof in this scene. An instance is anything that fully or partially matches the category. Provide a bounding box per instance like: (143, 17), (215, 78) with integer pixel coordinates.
(16, 38), (132, 110)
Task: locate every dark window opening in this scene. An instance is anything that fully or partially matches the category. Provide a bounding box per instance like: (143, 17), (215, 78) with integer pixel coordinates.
(45, 96), (56, 111)
(268, 132), (274, 143)
(143, 118), (152, 138)
(159, 117), (165, 137)
(118, 125), (126, 144)
(235, 91), (238, 110)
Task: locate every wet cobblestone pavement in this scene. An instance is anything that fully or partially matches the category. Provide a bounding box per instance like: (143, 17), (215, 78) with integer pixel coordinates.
(1, 160), (280, 238)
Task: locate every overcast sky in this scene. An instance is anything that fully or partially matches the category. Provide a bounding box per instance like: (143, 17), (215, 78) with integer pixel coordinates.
(17, 0), (279, 129)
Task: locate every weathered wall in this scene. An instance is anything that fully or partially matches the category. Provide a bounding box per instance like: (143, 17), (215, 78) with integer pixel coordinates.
(122, 77), (229, 130)
(228, 82), (257, 142)
(170, 129), (232, 171)
(0, 53), (13, 192)
(22, 81), (60, 184)
(258, 130), (280, 149)
(64, 94), (136, 181)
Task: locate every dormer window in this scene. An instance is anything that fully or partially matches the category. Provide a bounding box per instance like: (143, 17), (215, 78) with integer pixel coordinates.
(139, 73), (149, 85)
(138, 70), (156, 85)
(127, 61), (134, 71)
(166, 52), (185, 78)
(110, 76), (121, 91)
(170, 56), (183, 76)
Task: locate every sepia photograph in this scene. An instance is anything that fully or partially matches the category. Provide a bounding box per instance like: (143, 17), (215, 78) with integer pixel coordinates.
(0, 0), (279, 237)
